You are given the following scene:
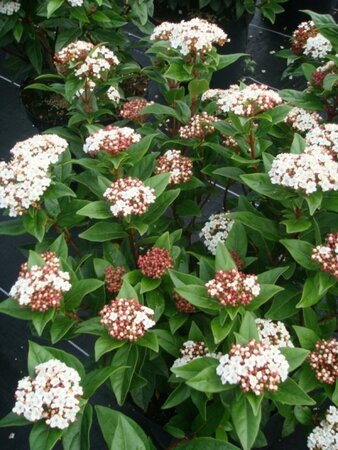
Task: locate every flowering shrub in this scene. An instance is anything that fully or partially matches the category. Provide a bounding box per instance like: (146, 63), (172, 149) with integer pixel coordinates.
(0, 9), (338, 450)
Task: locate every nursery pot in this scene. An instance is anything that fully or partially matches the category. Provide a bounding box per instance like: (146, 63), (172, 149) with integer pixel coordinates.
(20, 79), (69, 132)
(268, 0), (336, 32)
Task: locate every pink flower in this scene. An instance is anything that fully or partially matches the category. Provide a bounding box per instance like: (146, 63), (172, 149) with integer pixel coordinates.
(308, 339), (338, 384)
(104, 266), (126, 293)
(138, 247), (173, 279)
(312, 233), (338, 278)
(173, 292), (196, 313)
(154, 150), (193, 185)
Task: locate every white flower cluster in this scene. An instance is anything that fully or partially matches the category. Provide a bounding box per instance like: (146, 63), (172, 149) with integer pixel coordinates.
(308, 406), (338, 450)
(0, 134), (68, 216)
(83, 126), (141, 156)
(202, 84), (283, 116)
(68, 0), (84, 6)
(303, 33), (332, 59)
(0, 1), (20, 15)
(150, 18), (228, 56)
(256, 319), (294, 348)
(106, 86), (121, 103)
(216, 340), (289, 395)
(306, 124), (338, 159)
(13, 359), (83, 429)
(199, 212), (234, 255)
(74, 45), (119, 80)
(172, 340), (221, 369)
(269, 145), (338, 194)
(285, 107), (320, 133)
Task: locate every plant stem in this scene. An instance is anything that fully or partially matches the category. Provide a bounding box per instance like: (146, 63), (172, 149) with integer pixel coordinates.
(128, 229), (138, 264)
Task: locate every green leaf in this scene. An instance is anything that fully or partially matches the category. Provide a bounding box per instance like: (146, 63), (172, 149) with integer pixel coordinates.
(211, 316), (236, 344)
(0, 299), (32, 320)
(82, 366), (126, 399)
(63, 279), (104, 311)
(29, 422), (63, 450)
(110, 344), (139, 405)
(136, 331), (159, 352)
(154, 329), (181, 357)
(215, 242), (237, 271)
(77, 201), (111, 219)
(79, 222), (127, 242)
(94, 335), (125, 361)
(140, 103), (180, 120)
(217, 53), (246, 70)
(279, 89), (324, 111)
(188, 79), (209, 98)
(247, 284), (284, 310)
(140, 277), (161, 294)
(168, 270), (203, 287)
(49, 234), (68, 260)
(240, 173), (290, 201)
(227, 212), (279, 241)
(175, 285), (218, 310)
(232, 394), (261, 450)
(0, 412), (30, 428)
(142, 189), (180, 225)
(44, 183), (76, 201)
(293, 326), (319, 350)
(270, 378), (315, 405)
(32, 308), (55, 336)
(290, 133), (306, 154)
(75, 317), (103, 336)
(280, 239), (317, 270)
(280, 347), (309, 372)
(239, 311), (259, 341)
(0, 218), (26, 236)
(144, 173), (170, 196)
(164, 62), (192, 82)
(305, 191), (323, 216)
(177, 438), (240, 449)
(187, 366), (232, 393)
(63, 404), (92, 450)
(50, 315), (75, 343)
(111, 414), (149, 450)
(257, 267), (289, 284)
(297, 272), (336, 308)
(23, 209), (47, 242)
(47, 0), (64, 18)
(162, 384), (191, 409)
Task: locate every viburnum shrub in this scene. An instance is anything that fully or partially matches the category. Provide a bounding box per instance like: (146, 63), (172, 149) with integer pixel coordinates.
(0, 10), (337, 450)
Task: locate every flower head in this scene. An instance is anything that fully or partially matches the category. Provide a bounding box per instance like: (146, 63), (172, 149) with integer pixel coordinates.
(154, 150), (193, 185)
(104, 265), (126, 293)
(137, 247), (173, 279)
(13, 359), (83, 429)
(216, 339), (289, 395)
(0, 1), (20, 15)
(9, 252), (71, 312)
(307, 406), (338, 450)
(172, 340), (221, 369)
(54, 40), (94, 74)
(306, 124), (338, 160)
(120, 98), (153, 122)
(100, 297), (155, 341)
(151, 18), (228, 56)
(173, 292), (196, 313)
(0, 134), (68, 216)
(83, 126), (141, 156)
(285, 107), (320, 133)
(312, 233), (338, 278)
(269, 146), (338, 195)
(256, 319), (294, 348)
(107, 86), (121, 103)
(311, 61), (337, 88)
(74, 45), (119, 80)
(68, 0), (83, 6)
(179, 112), (220, 139)
(103, 177), (156, 217)
(291, 21), (332, 58)
(308, 339), (338, 384)
(200, 212), (234, 255)
(206, 269), (260, 307)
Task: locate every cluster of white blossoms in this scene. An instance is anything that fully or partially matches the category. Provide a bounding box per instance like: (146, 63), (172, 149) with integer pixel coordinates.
(199, 213), (234, 255)
(83, 126), (141, 156)
(303, 34), (332, 59)
(292, 21), (332, 59)
(202, 84), (283, 116)
(10, 252), (71, 312)
(172, 341), (221, 369)
(54, 40), (94, 74)
(150, 18), (228, 56)
(0, 134), (68, 216)
(285, 107), (320, 133)
(103, 177), (156, 217)
(256, 319), (294, 349)
(307, 406), (338, 450)
(13, 359), (83, 429)
(216, 339), (289, 395)
(305, 124), (338, 159)
(106, 86), (121, 103)
(68, 0), (84, 6)
(269, 145), (338, 195)
(74, 45), (119, 80)
(154, 149), (193, 185)
(0, 1), (20, 15)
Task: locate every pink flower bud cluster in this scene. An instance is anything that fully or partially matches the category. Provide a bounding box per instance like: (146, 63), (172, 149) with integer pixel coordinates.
(83, 126), (141, 156)
(9, 252), (71, 312)
(269, 145), (338, 195)
(0, 1), (20, 15)
(230, 250), (244, 270)
(120, 98), (153, 122)
(203, 84), (283, 117)
(54, 40), (94, 74)
(223, 135), (239, 150)
(312, 233), (338, 278)
(137, 247), (173, 279)
(206, 269), (260, 308)
(216, 339), (289, 395)
(0, 134), (68, 216)
(13, 359), (83, 429)
(311, 61), (337, 87)
(172, 340), (221, 368)
(173, 292), (196, 313)
(256, 319), (294, 349)
(199, 212), (234, 255)
(306, 124), (338, 160)
(307, 406), (338, 450)
(154, 150), (193, 185)
(100, 297), (155, 342)
(285, 107), (320, 133)
(104, 265), (126, 293)
(308, 338), (338, 384)
(291, 21), (332, 59)
(150, 18), (228, 56)
(179, 112), (220, 139)
(103, 177), (156, 217)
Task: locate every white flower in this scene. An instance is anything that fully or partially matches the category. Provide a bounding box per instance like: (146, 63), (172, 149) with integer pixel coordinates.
(0, 1), (20, 15)
(68, 0), (83, 5)
(256, 319), (294, 348)
(303, 33), (332, 59)
(200, 212), (234, 255)
(285, 107), (320, 133)
(308, 406), (338, 450)
(106, 86), (121, 103)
